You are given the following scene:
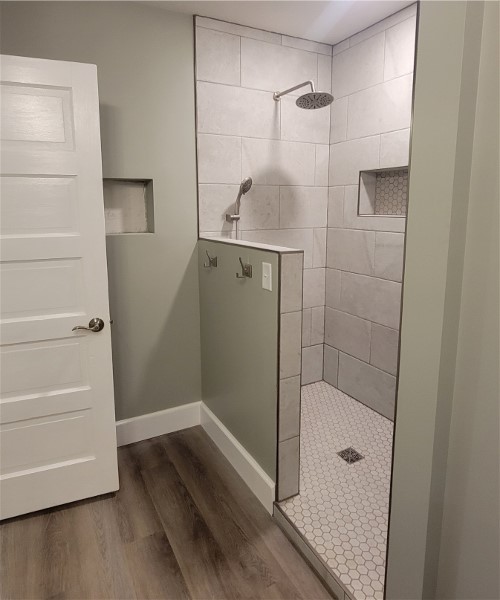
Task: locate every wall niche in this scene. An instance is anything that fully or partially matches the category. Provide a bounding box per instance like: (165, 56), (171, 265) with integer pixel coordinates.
(103, 178), (154, 234)
(358, 168), (408, 217)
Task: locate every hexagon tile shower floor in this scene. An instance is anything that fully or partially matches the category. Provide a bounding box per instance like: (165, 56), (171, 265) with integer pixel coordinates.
(279, 381), (394, 600)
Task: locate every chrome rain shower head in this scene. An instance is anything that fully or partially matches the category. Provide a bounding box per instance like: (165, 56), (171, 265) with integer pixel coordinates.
(296, 91), (334, 110)
(273, 80), (334, 110)
(226, 176), (253, 223)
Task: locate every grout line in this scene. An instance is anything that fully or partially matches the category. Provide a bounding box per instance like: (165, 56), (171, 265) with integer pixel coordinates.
(239, 137), (243, 180)
(382, 30), (387, 82)
(327, 70), (414, 102)
(208, 224), (404, 243)
(197, 126), (409, 146)
(197, 67), (408, 117)
(238, 35), (242, 86)
(196, 19), (335, 57)
(330, 8), (417, 54)
(324, 301), (401, 333)
(316, 53), (319, 91)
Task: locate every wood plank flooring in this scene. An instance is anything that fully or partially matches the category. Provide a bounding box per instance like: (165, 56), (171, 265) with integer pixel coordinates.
(0, 426), (331, 600)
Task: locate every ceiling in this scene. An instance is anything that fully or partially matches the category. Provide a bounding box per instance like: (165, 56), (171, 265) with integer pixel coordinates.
(143, 1), (414, 46)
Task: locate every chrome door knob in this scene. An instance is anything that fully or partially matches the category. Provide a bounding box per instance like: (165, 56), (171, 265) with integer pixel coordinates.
(72, 318), (105, 332)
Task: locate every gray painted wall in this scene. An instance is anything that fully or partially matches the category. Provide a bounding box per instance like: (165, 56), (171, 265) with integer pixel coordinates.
(198, 240), (279, 479)
(435, 2), (499, 597)
(386, 2), (499, 598)
(0, 1), (202, 419)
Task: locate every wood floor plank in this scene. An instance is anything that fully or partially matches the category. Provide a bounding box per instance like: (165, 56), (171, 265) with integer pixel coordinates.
(164, 431), (306, 599)
(176, 427), (332, 600)
(141, 457), (246, 599)
(1, 426), (331, 600)
(0, 512), (47, 599)
(124, 532), (191, 600)
(114, 445), (163, 543)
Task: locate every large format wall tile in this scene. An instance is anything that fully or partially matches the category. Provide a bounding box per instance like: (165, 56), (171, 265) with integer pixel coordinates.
(325, 308), (372, 362)
(311, 306), (325, 345)
(242, 138), (316, 186)
(197, 81), (280, 139)
(198, 184), (240, 233)
(384, 16), (417, 80)
(380, 129), (410, 168)
(370, 323), (399, 376)
(338, 352), (396, 420)
(340, 271), (402, 329)
(302, 306), (325, 348)
(282, 35), (332, 56)
(198, 184), (279, 232)
(196, 16), (282, 44)
(280, 252), (303, 313)
(197, 134), (241, 184)
(241, 37), (317, 93)
(280, 186), (328, 229)
(374, 232), (405, 282)
(331, 33), (385, 98)
(312, 228), (327, 268)
(348, 3), (417, 48)
(323, 345), (339, 386)
(328, 186), (344, 227)
(330, 97), (348, 143)
(325, 268), (341, 308)
(302, 308), (312, 347)
(303, 268), (326, 309)
(281, 97), (330, 144)
(315, 145), (330, 186)
(280, 311), (302, 379)
(196, 27), (241, 85)
(329, 136), (380, 186)
(279, 376), (301, 441)
(302, 344), (324, 384)
(318, 54), (333, 92)
(327, 228), (375, 275)
(278, 435), (300, 500)
(346, 75), (413, 140)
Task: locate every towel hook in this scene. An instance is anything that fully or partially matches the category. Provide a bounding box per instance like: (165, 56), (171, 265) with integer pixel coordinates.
(204, 250), (218, 268)
(236, 257), (253, 279)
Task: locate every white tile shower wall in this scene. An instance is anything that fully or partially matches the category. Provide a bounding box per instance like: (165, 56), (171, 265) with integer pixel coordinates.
(195, 17), (332, 366)
(278, 252), (303, 500)
(325, 6), (416, 419)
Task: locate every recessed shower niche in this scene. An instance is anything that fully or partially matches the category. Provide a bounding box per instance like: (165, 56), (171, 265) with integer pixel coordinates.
(358, 168), (409, 217)
(103, 178), (154, 234)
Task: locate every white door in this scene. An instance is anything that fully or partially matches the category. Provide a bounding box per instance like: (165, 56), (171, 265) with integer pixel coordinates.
(0, 55), (118, 520)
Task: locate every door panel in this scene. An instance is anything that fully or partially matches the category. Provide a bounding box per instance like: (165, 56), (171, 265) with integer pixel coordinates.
(0, 83), (74, 149)
(0, 55), (118, 519)
(1, 176), (78, 235)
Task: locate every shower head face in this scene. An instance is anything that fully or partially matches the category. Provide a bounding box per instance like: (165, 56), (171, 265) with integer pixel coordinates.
(296, 92), (334, 110)
(240, 176), (253, 195)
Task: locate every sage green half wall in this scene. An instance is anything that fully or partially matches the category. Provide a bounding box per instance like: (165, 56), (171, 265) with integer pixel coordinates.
(198, 240), (279, 480)
(0, 2), (202, 419)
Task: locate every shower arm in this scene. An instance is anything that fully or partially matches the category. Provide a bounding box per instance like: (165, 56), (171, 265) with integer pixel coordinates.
(273, 80), (315, 101)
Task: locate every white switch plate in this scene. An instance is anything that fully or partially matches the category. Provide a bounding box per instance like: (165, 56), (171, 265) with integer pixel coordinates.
(262, 262), (272, 291)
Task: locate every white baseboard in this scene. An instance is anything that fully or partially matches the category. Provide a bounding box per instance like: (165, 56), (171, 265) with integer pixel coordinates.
(200, 402), (276, 514)
(115, 400), (276, 514)
(116, 401), (201, 447)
